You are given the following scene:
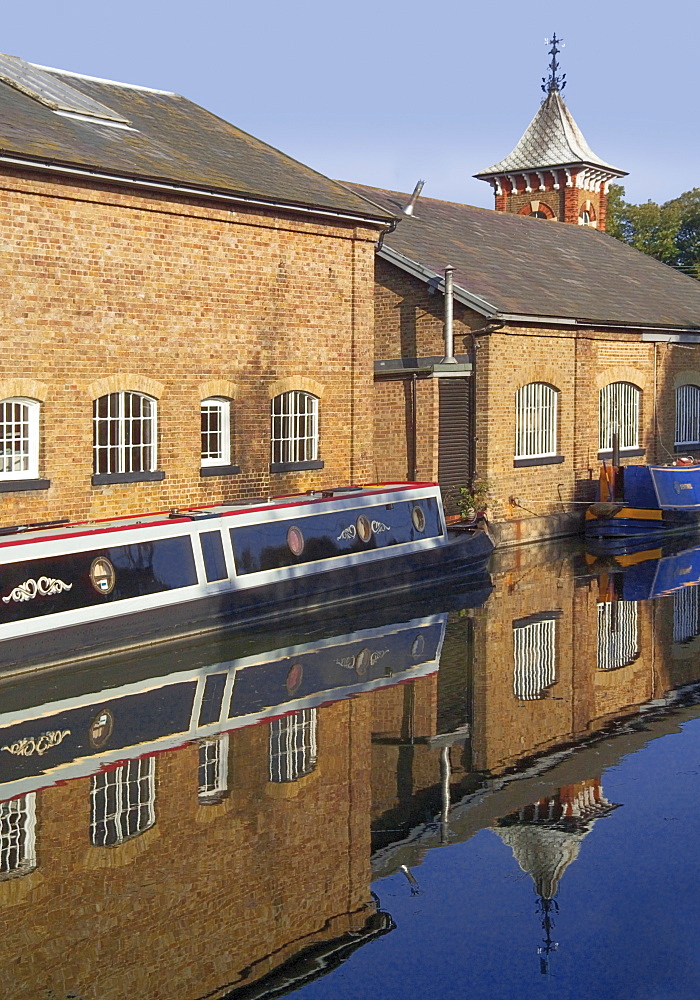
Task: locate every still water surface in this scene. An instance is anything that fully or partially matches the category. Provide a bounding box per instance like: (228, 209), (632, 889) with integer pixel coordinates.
(2, 538), (700, 999)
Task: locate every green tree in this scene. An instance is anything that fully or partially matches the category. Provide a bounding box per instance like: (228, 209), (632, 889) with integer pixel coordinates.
(606, 184), (700, 279)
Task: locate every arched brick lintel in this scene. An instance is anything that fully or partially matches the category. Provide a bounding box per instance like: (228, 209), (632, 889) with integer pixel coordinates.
(0, 378), (48, 402)
(267, 376), (325, 400)
(198, 379), (238, 401)
(87, 374), (165, 400)
(674, 370), (700, 390)
(595, 367), (647, 392)
(514, 370), (562, 393)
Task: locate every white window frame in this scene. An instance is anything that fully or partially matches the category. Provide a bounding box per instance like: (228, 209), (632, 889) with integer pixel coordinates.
(200, 397), (231, 468)
(93, 391), (157, 475)
(597, 601), (639, 670)
(599, 382), (640, 452)
(0, 793), (37, 880)
(515, 382), (558, 459)
(513, 617), (557, 700)
(675, 384), (700, 447)
(90, 757), (156, 846)
(269, 708), (318, 783)
(674, 586), (700, 644)
(0, 398), (40, 480)
(271, 391), (319, 465)
(198, 734), (229, 804)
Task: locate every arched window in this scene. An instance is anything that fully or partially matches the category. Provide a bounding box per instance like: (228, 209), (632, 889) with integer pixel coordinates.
(0, 794), (37, 880)
(0, 398), (39, 480)
(201, 397), (231, 467)
(93, 391), (157, 475)
(599, 382), (640, 452)
(675, 384), (700, 447)
(529, 211), (548, 219)
(515, 382), (558, 459)
(597, 601), (639, 670)
(198, 734), (229, 804)
(674, 585), (700, 644)
(90, 758), (156, 846)
(512, 615), (558, 700)
(269, 708), (317, 783)
(271, 391), (319, 465)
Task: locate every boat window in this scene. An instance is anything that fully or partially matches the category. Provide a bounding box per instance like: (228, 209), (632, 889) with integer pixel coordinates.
(675, 384), (700, 447)
(269, 708), (317, 783)
(90, 758), (155, 846)
(271, 391), (319, 465)
(599, 382), (640, 452)
(597, 601), (639, 670)
(201, 397), (232, 467)
(0, 398), (40, 480)
(0, 793), (37, 881)
(200, 530), (228, 582)
(515, 382), (558, 459)
(93, 391), (157, 475)
(512, 616), (557, 700)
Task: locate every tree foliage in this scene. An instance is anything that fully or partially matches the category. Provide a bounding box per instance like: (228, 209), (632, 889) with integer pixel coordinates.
(607, 184), (700, 279)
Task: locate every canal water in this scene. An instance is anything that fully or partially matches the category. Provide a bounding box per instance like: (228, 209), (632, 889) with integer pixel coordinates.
(2, 536), (700, 999)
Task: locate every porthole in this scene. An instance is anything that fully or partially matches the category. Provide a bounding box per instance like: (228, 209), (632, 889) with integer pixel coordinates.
(287, 525), (305, 557)
(355, 647), (371, 676)
(412, 506), (426, 532)
(88, 707), (114, 748)
(286, 662), (304, 696)
(90, 556), (116, 595)
(356, 514), (372, 543)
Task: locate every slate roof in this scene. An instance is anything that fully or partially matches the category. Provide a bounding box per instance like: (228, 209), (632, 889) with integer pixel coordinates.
(475, 90), (625, 178)
(0, 53), (393, 222)
(344, 183), (700, 331)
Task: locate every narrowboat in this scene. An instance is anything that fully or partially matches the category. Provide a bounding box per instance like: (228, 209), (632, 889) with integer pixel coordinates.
(583, 535), (700, 603)
(0, 481), (493, 672)
(585, 461), (700, 544)
(0, 611), (451, 802)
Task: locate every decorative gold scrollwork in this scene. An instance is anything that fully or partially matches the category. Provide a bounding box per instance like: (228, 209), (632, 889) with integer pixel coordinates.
(2, 577), (73, 604)
(2, 729), (71, 756)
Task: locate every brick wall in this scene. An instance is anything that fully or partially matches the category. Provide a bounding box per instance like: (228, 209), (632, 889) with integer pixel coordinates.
(0, 168), (380, 527)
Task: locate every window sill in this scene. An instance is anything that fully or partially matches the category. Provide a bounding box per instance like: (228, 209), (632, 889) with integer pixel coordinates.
(0, 478), (50, 493)
(675, 444), (700, 453)
(597, 448), (645, 460)
(92, 471), (165, 486)
(513, 455), (565, 468)
(200, 464), (241, 478)
(270, 460), (324, 473)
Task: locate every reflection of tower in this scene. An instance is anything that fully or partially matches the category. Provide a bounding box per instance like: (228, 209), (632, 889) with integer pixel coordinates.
(493, 779), (619, 975)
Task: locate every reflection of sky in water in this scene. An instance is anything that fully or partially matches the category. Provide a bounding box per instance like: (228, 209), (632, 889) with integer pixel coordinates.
(298, 717), (700, 1000)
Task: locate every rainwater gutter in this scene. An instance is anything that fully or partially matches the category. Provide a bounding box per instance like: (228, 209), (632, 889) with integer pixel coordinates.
(0, 153), (394, 228)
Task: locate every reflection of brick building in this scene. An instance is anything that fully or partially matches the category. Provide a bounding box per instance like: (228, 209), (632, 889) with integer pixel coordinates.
(0, 699), (381, 1000)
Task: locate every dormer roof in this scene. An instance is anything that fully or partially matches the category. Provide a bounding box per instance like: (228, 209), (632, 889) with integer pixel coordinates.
(475, 90), (626, 180)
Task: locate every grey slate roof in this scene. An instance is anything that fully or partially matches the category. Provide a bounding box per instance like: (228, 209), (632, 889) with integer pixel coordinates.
(344, 183), (700, 331)
(0, 54), (394, 222)
(475, 91), (625, 178)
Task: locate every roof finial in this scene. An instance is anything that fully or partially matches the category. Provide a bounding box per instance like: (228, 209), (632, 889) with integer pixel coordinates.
(542, 34), (566, 95)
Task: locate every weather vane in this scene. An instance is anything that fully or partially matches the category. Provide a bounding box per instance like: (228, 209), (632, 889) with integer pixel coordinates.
(542, 33), (566, 94)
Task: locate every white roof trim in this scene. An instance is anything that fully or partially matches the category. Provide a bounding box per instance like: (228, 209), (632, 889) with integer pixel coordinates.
(31, 62), (177, 96)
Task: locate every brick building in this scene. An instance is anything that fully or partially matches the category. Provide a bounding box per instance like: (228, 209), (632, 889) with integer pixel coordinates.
(345, 56), (700, 539)
(0, 52), (392, 528)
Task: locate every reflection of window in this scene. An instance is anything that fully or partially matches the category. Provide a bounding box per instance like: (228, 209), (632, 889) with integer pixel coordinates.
(269, 709), (317, 783)
(513, 617), (557, 700)
(674, 586), (700, 644)
(93, 391), (157, 474)
(0, 794), (37, 880)
(198, 734), (229, 804)
(0, 398), (39, 479)
(597, 601), (639, 670)
(599, 382), (640, 452)
(201, 397), (231, 467)
(515, 383), (558, 459)
(271, 391), (319, 465)
(90, 758), (155, 846)
(675, 384), (700, 447)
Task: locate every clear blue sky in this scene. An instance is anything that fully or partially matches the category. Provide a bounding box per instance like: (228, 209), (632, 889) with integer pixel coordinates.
(2, 0), (695, 209)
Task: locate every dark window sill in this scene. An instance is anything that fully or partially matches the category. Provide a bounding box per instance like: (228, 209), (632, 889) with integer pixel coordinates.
(675, 444), (700, 452)
(513, 610), (562, 628)
(270, 460), (324, 473)
(200, 464), (241, 478)
(597, 448), (645, 460)
(92, 471), (165, 486)
(513, 455), (565, 468)
(0, 478), (50, 493)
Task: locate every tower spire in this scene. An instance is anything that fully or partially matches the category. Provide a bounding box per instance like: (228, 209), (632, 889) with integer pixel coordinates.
(542, 34), (566, 95)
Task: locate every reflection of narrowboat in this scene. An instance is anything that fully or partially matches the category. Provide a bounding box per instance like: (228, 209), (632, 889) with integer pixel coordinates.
(585, 462), (700, 543)
(0, 613), (447, 801)
(0, 482), (493, 670)
(584, 537), (700, 602)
